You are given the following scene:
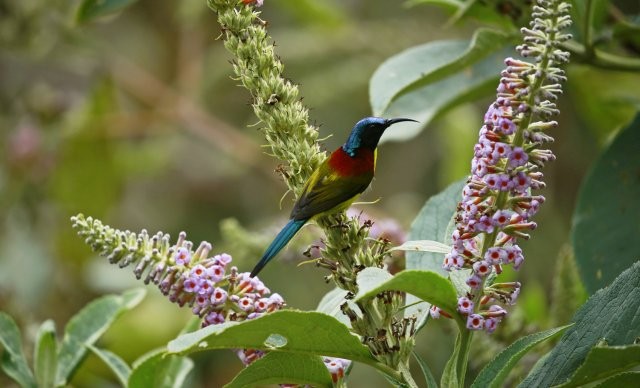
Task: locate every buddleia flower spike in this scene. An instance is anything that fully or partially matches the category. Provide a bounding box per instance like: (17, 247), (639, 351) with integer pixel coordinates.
(431, 0), (572, 332)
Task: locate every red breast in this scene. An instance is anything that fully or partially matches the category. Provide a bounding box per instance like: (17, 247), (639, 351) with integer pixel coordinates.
(327, 147), (375, 177)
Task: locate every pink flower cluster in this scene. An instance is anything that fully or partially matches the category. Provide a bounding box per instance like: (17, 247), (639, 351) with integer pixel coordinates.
(430, 0), (571, 332)
(174, 246), (284, 326)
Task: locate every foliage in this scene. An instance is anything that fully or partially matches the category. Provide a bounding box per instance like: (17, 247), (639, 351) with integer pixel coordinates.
(1, 289), (147, 388)
(2, 0), (640, 387)
(572, 113), (640, 294)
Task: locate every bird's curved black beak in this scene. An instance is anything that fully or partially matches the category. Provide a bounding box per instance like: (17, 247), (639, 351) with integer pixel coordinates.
(385, 118), (419, 126)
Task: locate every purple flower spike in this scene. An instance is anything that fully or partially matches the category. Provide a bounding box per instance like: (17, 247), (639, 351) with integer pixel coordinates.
(442, 0), (571, 333)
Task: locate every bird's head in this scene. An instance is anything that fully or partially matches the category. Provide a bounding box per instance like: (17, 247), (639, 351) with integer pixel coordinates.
(342, 117), (417, 156)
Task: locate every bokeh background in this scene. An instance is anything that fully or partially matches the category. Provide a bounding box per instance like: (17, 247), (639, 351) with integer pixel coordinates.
(2, 0), (639, 386)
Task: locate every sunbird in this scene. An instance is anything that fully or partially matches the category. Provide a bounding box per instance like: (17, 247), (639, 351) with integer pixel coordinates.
(250, 117), (417, 277)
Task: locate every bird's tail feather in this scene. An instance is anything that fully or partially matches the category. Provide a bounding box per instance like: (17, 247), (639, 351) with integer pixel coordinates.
(250, 219), (307, 277)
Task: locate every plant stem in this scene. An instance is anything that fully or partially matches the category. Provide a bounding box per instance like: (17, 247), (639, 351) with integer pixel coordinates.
(583, 0), (595, 59)
(362, 358), (404, 383)
(398, 361), (420, 388)
(207, 1), (412, 382)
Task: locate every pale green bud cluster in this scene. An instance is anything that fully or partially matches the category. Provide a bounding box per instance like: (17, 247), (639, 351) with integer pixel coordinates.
(207, 0), (325, 196)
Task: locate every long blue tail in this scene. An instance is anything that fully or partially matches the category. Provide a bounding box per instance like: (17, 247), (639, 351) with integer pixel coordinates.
(250, 219), (307, 277)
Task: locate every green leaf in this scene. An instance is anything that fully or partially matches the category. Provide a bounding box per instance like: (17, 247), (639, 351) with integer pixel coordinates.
(557, 344), (640, 387)
(225, 352), (332, 388)
(407, 0), (517, 28)
(520, 261), (640, 387)
(413, 351), (438, 388)
(471, 325), (572, 388)
(354, 268), (459, 323)
(0, 312), (36, 388)
(441, 329), (472, 388)
(572, 113), (640, 294)
(34, 320), (57, 388)
(404, 179), (466, 329)
(371, 41), (512, 142)
(129, 349), (193, 388)
(406, 179), (465, 274)
(87, 345), (131, 387)
(593, 372), (640, 388)
(167, 310), (375, 365)
(316, 287), (352, 327)
(370, 28), (510, 115)
(55, 288), (146, 386)
(76, 0), (140, 23)
(390, 240), (451, 254)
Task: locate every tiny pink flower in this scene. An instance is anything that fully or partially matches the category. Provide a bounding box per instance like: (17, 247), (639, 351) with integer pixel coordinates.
(183, 277), (200, 293)
(466, 314), (485, 330)
(485, 247), (507, 264)
(207, 265), (225, 282)
(457, 297), (474, 315)
(508, 147), (529, 167)
(473, 260), (492, 277)
(190, 264), (207, 279)
(254, 298), (269, 312)
(205, 311), (225, 325)
(466, 274), (482, 289)
(484, 317), (499, 333)
(237, 296), (254, 311)
(214, 253), (233, 266)
(492, 210), (514, 227)
(174, 247), (191, 265)
(211, 287), (228, 305)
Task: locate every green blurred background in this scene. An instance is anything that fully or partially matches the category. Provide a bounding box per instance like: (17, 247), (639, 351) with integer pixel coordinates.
(1, 0), (639, 386)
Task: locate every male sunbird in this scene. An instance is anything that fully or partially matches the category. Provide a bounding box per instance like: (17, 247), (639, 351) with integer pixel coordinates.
(250, 117), (416, 277)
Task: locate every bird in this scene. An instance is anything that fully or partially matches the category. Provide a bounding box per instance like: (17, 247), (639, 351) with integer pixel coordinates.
(250, 117), (417, 277)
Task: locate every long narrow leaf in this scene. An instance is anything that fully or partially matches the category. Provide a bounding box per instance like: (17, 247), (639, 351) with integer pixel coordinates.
(413, 351), (438, 388)
(55, 288), (146, 386)
(34, 320), (57, 388)
(0, 312), (36, 388)
(87, 345), (131, 387)
(471, 325), (571, 388)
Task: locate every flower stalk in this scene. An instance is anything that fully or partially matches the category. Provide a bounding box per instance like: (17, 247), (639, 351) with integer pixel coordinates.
(71, 214), (285, 326)
(207, 0), (417, 379)
(206, 0), (324, 196)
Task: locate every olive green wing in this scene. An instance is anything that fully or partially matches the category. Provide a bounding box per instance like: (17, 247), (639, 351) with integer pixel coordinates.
(290, 162), (373, 221)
